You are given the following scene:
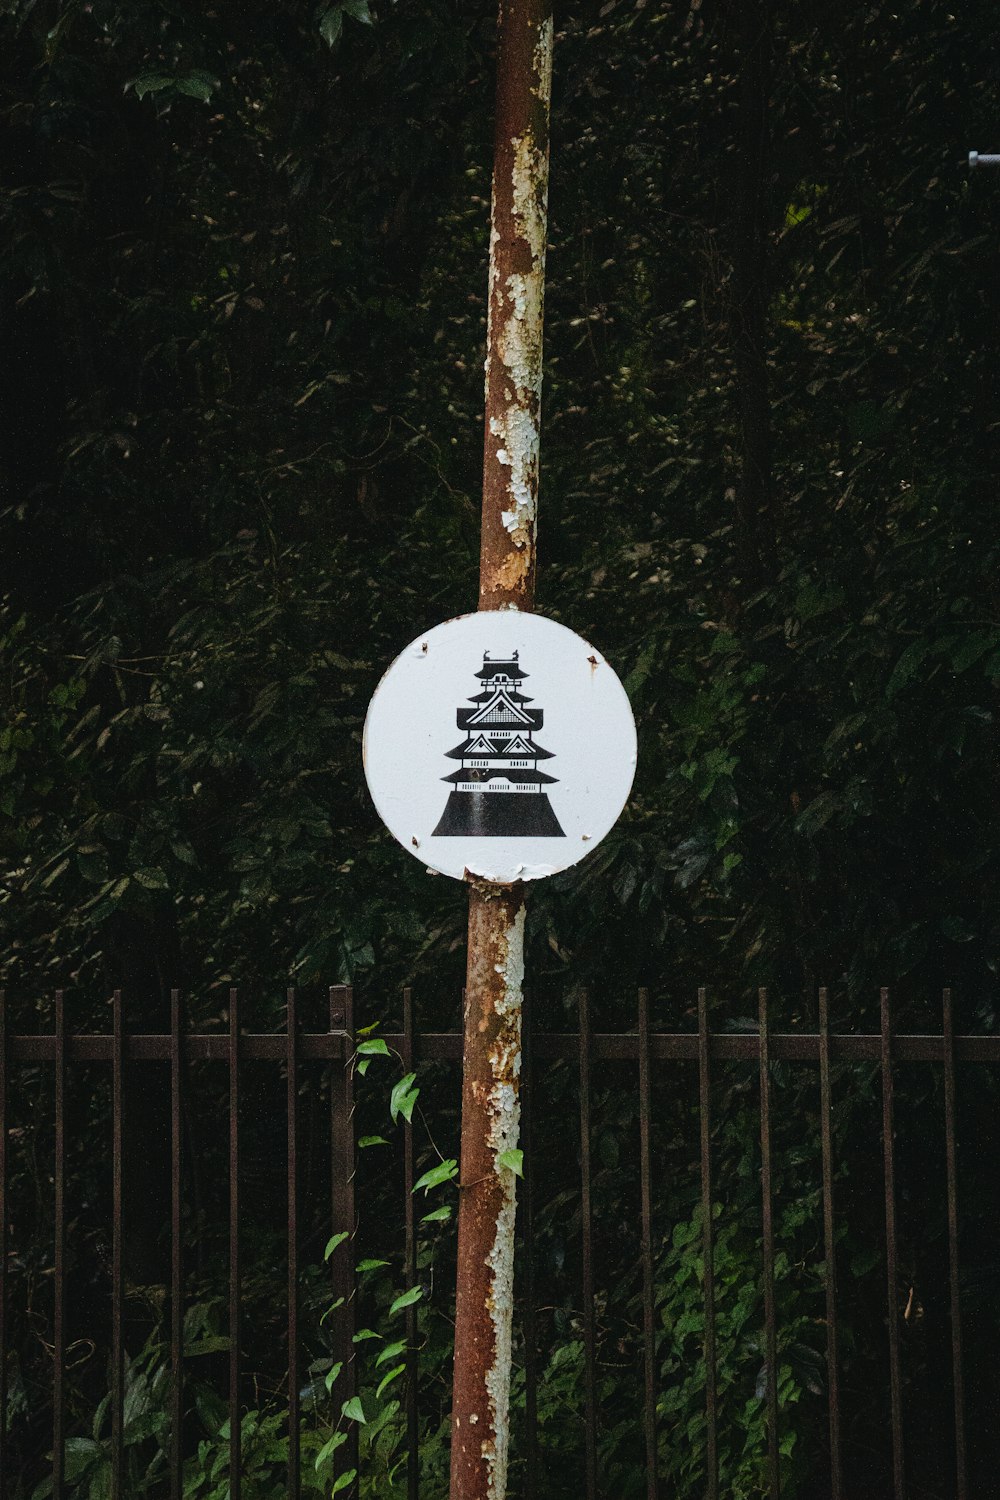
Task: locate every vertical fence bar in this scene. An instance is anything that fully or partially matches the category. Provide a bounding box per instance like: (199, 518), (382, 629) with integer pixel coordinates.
(637, 988), (657, 1500)
(880, 986), (905, 1500)
(229, 988), (241, 1500)
(942, 987), (967, 1500)
(287, 989), (300, 1500)
(170, 990), (184, 1500)
(817, 988), (842, 1500)
(402, 987), (418, 1500)
(0, 991), (7, 1500)
(53, 989), (66, 1499)
(697, 987), (717, 1500)
(758, 987), (780, 1499)
(111, 990), (124, 1500)
(520, 994), (538, 1500)
(330, 985), (357, 1495)
(578, 989), (597, 1500)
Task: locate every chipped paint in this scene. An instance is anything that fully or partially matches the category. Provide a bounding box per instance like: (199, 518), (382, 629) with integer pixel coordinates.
(451, 884), (527, 1500)
(452, 4), (553, 1497)
(478, 0), (553, 614)
(482, 900), (524, 1499)
(532, 13), (554, 103)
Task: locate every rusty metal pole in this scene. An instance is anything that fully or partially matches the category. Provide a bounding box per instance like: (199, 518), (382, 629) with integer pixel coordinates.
(449, 5), (553, 1499)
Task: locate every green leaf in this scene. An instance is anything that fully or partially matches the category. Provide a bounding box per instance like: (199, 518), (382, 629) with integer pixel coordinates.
(175, 74), (215, 103)
(41, 857), (70, 890)
(92, 1392), (111, 1440)
(356, 1038), (389, 1057)
(352, 1328), (381, 1342)
(356, 1257), (389, 1272)
(390, 1073), (419, 1124)
(76, 847), (108, 885)
(341, 1396), (366, 1424)
(412, 1159), (457, 1194)
(88, 1462), (111, 1500)
(133, 866), (168, 890)
(314, 1431), (346, 1470)
(318, 7), (343, 46)
(342, 0), (374, 21)
(332, 1471), (358, 1496)
(183, 1335), (231, 1357)
(420, 1204), (452, 1224)
(320, 1296), (344, 1325)
(376, 1363), (406, 1398)
(129, 73), (173, 99)
(376, 1339), (407, 1366)
(194, 1385), (227, 1436)
(324, 1361), (343, 1392)
(497, 1148), (523, 1178)
(389, 1286), (422, 1316)
(324, 1231), (349, 1259)
(794, 791), (838, 836)
(886, 640), (928, 699)
(358, 1135), (389, 1148)
(951, 630), (1000, 673)
(623, 641), (656, 700)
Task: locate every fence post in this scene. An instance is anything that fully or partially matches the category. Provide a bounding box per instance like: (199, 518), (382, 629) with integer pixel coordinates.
(0, 991), (6, 1500)
(330, 985), (357, 1494)
(449, 4), (553, 1500)
(53, 990), (66, 1500)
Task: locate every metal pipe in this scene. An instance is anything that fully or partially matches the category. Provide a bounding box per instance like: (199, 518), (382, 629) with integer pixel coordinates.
(478, 0), (553, 613)
(450, 4), (552, 1498)
(169, 990), (184, 1500)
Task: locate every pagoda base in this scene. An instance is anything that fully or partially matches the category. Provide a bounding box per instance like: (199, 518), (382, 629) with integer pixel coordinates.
(432, 790), (565, 838)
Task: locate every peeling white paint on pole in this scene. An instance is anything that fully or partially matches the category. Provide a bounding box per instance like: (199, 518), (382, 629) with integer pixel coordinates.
(532, 13), (554, 103)
(479, 1), (554, 612)
(481, 902), (525, 1499)
(453, 4), (554, 1496)
(490, 131), (548, 551)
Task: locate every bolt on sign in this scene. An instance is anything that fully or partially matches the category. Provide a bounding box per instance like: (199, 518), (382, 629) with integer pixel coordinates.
(364, 611), (636, 883)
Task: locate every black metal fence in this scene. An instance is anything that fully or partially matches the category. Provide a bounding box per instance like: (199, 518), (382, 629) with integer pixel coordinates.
(1, 984), (992, 1499)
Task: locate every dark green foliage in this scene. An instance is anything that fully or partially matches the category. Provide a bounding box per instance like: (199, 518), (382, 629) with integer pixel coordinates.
(2, 0), (997, 1006)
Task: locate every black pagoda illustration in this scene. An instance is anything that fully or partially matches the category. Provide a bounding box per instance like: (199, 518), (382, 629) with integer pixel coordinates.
(432, 651), (565, 838)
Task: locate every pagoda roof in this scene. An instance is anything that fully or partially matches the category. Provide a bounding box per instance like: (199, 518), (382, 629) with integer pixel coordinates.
(468, 688), (533, 705)
(444, 736), (555, 760)
(458, 714), (542, 738)
(463, 692), (538, 729)
(476, 655), (528, 681)
(442, 767), (558, 786)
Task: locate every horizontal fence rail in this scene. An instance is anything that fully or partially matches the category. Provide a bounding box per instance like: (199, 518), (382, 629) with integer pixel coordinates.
(0, 986), (985, 1499)
(8, 1032), (1000, 1062)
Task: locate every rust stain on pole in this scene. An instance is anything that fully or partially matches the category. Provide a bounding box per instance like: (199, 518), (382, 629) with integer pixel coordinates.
(451, 3), (553, 1497)
(479, 0), (553, 612)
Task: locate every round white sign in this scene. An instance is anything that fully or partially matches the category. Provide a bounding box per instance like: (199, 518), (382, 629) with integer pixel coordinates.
(363, 611), (637, 883)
